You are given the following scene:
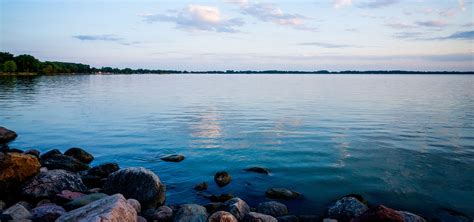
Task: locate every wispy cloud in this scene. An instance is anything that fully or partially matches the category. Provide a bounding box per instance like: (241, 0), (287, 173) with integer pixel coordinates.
(227, 1), (316, 31)
(393, 31), (425, 40)
(415, 20), (448, 28)
(140, 4), (244, 33)
(439, 30), (474, 40)
(298, 42), (362, 48)
(462, 22), (474, 28)
(358, 0), (400, 8)
(333, 0), (352, 8)
(385, 20), (414, 29)
(459, 0), (466, 11)
(73, 35), (123, 42)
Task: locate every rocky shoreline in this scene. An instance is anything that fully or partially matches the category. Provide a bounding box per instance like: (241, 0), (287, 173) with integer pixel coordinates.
(0, 126), (472, 222)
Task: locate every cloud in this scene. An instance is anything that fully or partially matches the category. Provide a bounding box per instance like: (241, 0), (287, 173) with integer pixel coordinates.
(141, 4), (244, 33)
(459, 0), (466, 11)
(358, 0), (400, 8)
(462, 22), (474, 27)
(415, 20), (448, 28)
(440, 30), (474, 40)
(393, 31), (425, 39)
(385, 21), (414, 29)
(227, 1), (316, 31)
(298, 42), (361, 48)
(73, 35), (123, 42)
(333, 0), (352, 8)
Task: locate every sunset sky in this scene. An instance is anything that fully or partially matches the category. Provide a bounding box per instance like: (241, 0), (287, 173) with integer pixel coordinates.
(1, 0), (473, 71)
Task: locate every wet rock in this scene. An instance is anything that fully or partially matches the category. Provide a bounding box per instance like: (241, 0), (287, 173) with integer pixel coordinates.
(257, 201), (288, 217)
(327, 196), (368, 221)
(194, 182), (208, 191)
(64, 193), (108, 210)
(22, 169), (88, 199)
(0, 152), (41, 192)
(298, 215), (320, 222)
(137, 216), (147, 222)
(103, 167), (166, 209)
(81, 174), (106, 188)
(397, 211), (426, 222)
(161, 154), (185, 162)
(56, 194), (137, 222)
(56, 190), (86, 202)
(277, 215), (299, 222)
(0, 126), (17, 144)
(30, 203), (66, 222)
(39, 149), (61, 160)
(205, 202), (226, 214)
(17, 201), (34, 210)
(323, 219), (337, 222)
(223, 197), (250, 221)
(351, 205), (404, 222)
(144, 205), (174, 222)
(36, 199), (52, 207)
(7, 148), (24, 153)
(3, 203), (32, 221)
(265, 188), (301, 200)
(24, 149), (40, 158)
(87, 162), (119, 177)
(173, 204), (208, 222)
(244, 212), (278, 222)
(40, 154), (90, 172)
(64, 147), (94, 164)
(433, 208), (472, 222)
(209, 211), (238, 222)
(203, 193), (235, 202)
(245, 167), (270, 175)
(214, 171), (232, 187)
(343, 194), (368, 205)
(127, 199), (141, 213)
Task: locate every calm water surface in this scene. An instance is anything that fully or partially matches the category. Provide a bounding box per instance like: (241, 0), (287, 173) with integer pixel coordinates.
(1, 74), (473, 217)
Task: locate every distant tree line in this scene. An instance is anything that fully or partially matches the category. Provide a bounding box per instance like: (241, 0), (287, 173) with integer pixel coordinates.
(1, 52), (472, 75)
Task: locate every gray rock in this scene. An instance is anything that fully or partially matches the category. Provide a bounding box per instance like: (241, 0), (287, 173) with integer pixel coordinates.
(245, 167), (270, 175)
(161, 154), (185, 162)
(40, 154), (90, 172)
(39, 149), (61, 160)
(88, 163), (119, 177)
(173, 204), (208, 222)
(22, 169), (87, 199)
(64, 193), (108, 210)
(244, 212), (278, 222)
(257, 201), (288, 217)
(397, 211), (426, 222)
(64, 147), (94, 164)
(209, 211), (238, 222)
(277, 215), (299, 222)
(103, 167), (166, 209)
(127, 199), (141, 213)
(327, 197), (368, 221)
(223, 197), (250, 221)
(56, 194), (136, 222)
(30, 203), (66, 222)
(3, 203), (32, 221)
(265, 188), (301, 200)
(323, 219), (338, 222)
(149, 205), (174, 222)
(0, 126), (17, 144)
(214, 171), (232, 187)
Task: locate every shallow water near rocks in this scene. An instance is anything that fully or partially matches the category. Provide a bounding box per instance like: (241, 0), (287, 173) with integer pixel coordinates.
(1, 74), (473, 217)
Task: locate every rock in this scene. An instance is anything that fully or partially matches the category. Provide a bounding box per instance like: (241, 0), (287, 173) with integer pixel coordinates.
(81, 174), (106, 188)
(103, 167), (166, 209)
(0, 200), (6, 210)
(343, 194), (368, 205)
(351, 205), (404, 222)
(127, 199), (141, 213)
(257, 201), (288, 217)
(24, 149), (40, 158)
(244, 212), (278, 222)
(36, 199), (52, 207)
(223, 197), (250, 221)
(161, 154), (185, 162)
(56, 194), (137, 222)
(397, 211), (426, 222)
(433, 208), (472, 222)
(88, 188), (102, 193)
(209, 211), (238, 222)
(64, 147), (94, 164)
(265, 188), (301, 200)
(7, 148), (24, 153)
(3, 203), (32, 221)
(40, 149), (61, 160)
(64, 193), (108, 210)
(88, 163), (119, 177)
(298, 215), (320, 222)
(327, 197), (368, 221)
(0, 126), (17, 144)
(40, 154), (90, 172)
(323, 219), (338, 222)
(173, 204), (208, 222)
(205, 202), (226, 214)
(151, 205), (174, 222)
(194, 182), (208, 191)
(0, 152), (41, 192)
(17, 201), (34, 210)
(205, 194), (235, 202)
(214, 171), (232, 187)
(56, 190), (86, 202)
(22, 169), (88, 199)
(245, 167), (270, 175)
(277, 215), (299, 222)
(30, 203), (66, 222)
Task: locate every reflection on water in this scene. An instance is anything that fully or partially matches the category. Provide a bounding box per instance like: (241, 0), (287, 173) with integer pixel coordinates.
(0, 74), (473, 217)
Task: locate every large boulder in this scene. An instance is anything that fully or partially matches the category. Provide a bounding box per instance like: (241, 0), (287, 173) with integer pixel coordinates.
(143, 205), (174, 222)
(223, 197), (250, 221)
(0, 152), (41, 192)
(351, 205), (404, 222)
(173, 204), (208, 222)
(327, 197), (368, 221)
(244, 212), (278, 222)
(209, 211), (238, 222)
(40, 154), (90, 172)
(0, 126), (17, 144)
(64, 193), (109, 210)
(103, 167), (166, 209)
(22, 169), (88, 199)
(64, 147), (94, 164)
(214, 171), (232, 187)
(2, 203), (32, 221)
(265, 188), (301, 200)
(30, 203), (66, 222)
(257, 201), (288, 217)
(56, 194), (137, 222)
(88, 163), (119, 178)
(39, 149), (61, 160)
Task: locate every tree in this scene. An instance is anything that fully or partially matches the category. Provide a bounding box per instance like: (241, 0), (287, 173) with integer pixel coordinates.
(2, 60), (17, 72)
(14, 54), (40, 72)
(0, 52), (14, 64)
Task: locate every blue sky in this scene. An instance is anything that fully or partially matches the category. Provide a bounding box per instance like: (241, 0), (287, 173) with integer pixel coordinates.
(1, 0), (473, 71)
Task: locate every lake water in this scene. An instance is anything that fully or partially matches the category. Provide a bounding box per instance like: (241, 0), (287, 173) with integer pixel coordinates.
(1, 74), (473, 217)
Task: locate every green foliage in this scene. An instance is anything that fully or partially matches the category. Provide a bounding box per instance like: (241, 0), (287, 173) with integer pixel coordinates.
(0, 52), (14, 64)
(14, 54), (40, 72)
(2, 60), (17, 72)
